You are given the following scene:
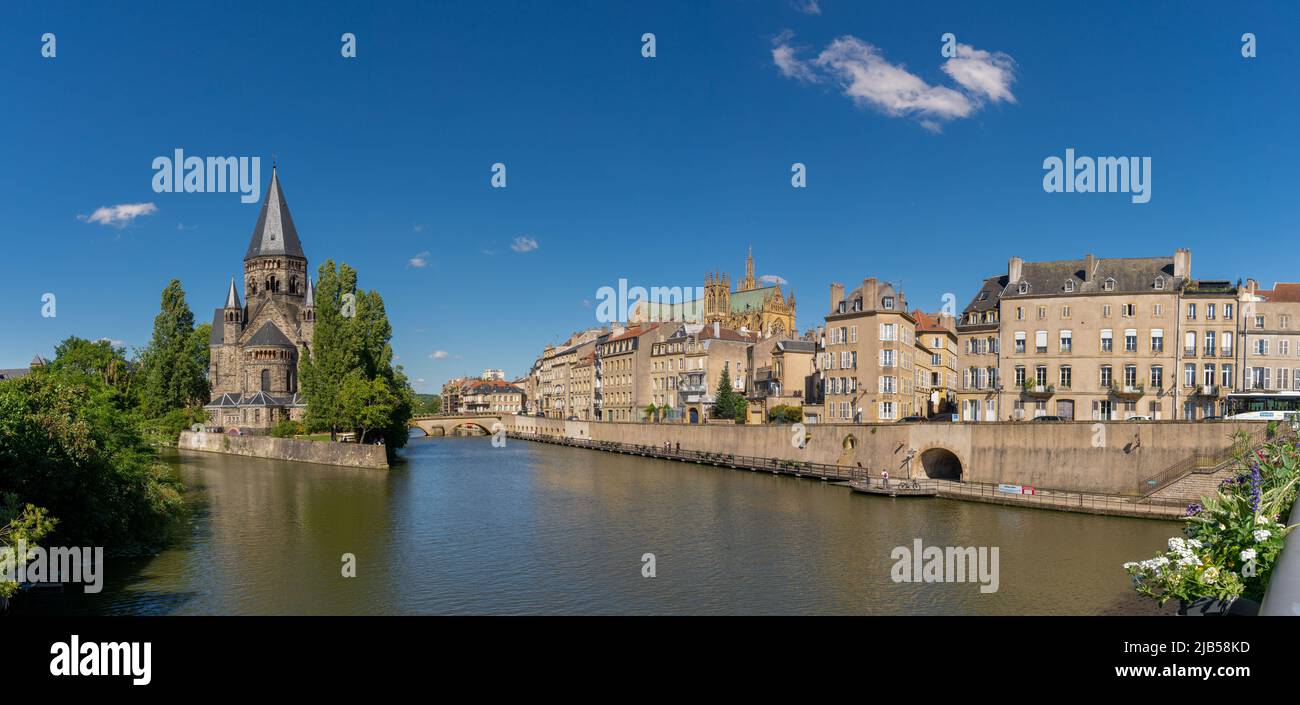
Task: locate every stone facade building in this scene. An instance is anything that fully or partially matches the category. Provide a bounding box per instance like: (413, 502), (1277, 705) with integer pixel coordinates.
(204, 168), (315, 430)
(823, 277), (917, 422)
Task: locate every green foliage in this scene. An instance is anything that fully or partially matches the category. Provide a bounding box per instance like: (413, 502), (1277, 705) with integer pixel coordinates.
(413, 394), (442, 415)
(0, 497), (57, 598)
(1125, 438), (1299, 605)
(270, 419), (305, 438)
(768, 404), (803, 423)
(0, 365), (184, 552)
(712, 368), (746, 422)
(299, 260), (414, 454)
(139, 280), (209, 418)
(643, 403), (659, 422)
(139, 406), (209, 446)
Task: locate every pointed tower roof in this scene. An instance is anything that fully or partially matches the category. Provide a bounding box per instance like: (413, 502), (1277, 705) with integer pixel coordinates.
(304, 276), (315, 307)
(225, 276), (241, 308)
(245, 166), (305, 260)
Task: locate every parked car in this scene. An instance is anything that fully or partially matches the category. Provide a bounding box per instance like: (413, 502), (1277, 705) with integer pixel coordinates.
(927, 413), (958, 422)
(1201, 415), (1224, 421)
(897, 415), (927, 423)
(1128, 415), (1153, 421)
(1031, 415), (1064, 422)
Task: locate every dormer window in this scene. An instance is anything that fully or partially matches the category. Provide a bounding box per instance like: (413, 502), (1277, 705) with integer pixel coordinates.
(1017, 282), (1029, 295)
(853, 298), (862, 311)
(882, 296), (894, 310)
(1064, 280), (1075, 293)
(978, 291), (988, 301)
(1103, 278), (1116, 291)
(837, 301), (846, 314)
(1153, 276), (1165, 290)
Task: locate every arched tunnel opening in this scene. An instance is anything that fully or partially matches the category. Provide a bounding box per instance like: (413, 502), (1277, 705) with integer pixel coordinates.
(920, 448), (963, 481)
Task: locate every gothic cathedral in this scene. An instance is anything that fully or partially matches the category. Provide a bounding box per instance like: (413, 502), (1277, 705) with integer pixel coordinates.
(703, 249), (797, 337)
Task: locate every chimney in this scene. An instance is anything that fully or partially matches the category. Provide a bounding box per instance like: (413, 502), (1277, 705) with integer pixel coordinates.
(1173, 248), (1191, 279)
(1008, 256), (1024, 284)
(863, 277), (879, 309)
(1083, 254), (1094, 284)
(830, 282), (845, 313)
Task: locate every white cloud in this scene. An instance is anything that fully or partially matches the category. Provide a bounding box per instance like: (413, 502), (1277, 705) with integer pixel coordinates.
(792, 0), (821, 15)
(408, 250), (431, 268)
(415, 377), (426, 384)
(511, 236), (538, 253)
(78, 202), (158, 228)
(759, 274), (788, 286)
(774, 34), (1016, 129)
(412, 223), (426, 232)
(941, 43), (1017, 104)
(430, 350), (450, 359)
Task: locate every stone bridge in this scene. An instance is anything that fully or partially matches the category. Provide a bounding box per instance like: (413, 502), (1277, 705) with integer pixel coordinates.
(410, 414), (504, 437)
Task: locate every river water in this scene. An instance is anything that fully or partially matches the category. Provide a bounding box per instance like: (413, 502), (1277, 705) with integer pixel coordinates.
(18, 434), (1177, 615)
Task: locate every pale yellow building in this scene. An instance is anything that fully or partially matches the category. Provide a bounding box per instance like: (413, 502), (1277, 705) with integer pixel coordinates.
(823, 277), (917, 422)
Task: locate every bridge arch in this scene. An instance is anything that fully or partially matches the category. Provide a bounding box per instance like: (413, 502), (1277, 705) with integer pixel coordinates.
(918, 446), (964, 481)
(409, 415), (504, 438)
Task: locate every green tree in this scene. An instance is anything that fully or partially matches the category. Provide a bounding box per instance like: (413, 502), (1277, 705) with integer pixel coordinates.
(300, 260), (414, 455)
(139, 280), (209, 418)
(1, 358), (183, 550)
(713, 368), (742, 421)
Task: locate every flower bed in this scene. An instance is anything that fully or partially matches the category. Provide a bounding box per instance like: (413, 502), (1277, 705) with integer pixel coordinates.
(1124, 437), (1299, 611)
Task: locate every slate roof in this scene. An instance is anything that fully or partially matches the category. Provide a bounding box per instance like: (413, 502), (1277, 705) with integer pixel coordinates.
(245, 168), (305, 260)
(774, 339), (815, 353)
(209, 309), (225, 344)
(246, 321), (295, 347)
(1004, 256), (1178, 298)
(225, 277), (241, 308)
(0, 368), (31, 381)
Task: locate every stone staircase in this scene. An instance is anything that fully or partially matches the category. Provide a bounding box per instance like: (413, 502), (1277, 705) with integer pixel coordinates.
(1146, 460), (1242, 503)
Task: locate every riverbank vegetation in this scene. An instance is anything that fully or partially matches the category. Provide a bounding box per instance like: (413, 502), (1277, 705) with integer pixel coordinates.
(1124, 434), (1299, 609)
(298, 260), (414, 459)
(0, 280), (209, 581)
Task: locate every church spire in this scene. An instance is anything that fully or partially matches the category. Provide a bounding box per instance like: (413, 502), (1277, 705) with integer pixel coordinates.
(225, 276), (241, 308)
(304, 276), (315, 307)
(245, 166), (305, 260)
(742, 245), (756, 291)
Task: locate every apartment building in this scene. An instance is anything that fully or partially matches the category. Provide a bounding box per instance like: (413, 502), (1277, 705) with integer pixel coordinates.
(912, 311), (959, 417)
(745, 336), (817, 424)
(823, 277), (917, 422)
(597, 324), (659, 422)
(1178, 279), (1242, 419)
(680, 323), (755, 424)
(459, 379), (524, 414)
(996, 251), (1191, 421)
(956, 276), (1004, 421)
(1239, 281), (1300, 409)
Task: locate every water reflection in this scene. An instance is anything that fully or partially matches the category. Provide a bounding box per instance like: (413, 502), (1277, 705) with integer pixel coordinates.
(17, 436), (1175, 615)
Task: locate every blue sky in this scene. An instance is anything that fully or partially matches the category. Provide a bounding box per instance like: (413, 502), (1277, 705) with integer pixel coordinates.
(2, 1), (1297, 391)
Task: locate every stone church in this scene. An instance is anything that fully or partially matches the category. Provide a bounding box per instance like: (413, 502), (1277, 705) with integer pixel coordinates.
(204, 167), (316, 430)
(701, 249), (797, 337)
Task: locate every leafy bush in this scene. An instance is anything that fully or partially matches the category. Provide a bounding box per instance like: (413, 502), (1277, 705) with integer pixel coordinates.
(270, 419), (305, 438)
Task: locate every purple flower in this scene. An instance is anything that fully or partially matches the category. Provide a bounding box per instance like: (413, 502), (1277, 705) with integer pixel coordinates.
(1186, 503), (1203, 517)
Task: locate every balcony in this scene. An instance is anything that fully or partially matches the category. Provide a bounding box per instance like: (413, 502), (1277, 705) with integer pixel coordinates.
(1021, 383), (1055, 397)
(1110, 383), (1145, 399)
(1196, 384), (1221, 397)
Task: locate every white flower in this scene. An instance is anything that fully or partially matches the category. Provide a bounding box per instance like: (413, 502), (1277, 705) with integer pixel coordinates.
(1256, 515), (1272, 526)
(1253, 529), (1272, 542)
(1188, 539), (1203, 548)
(1240, 549), (1257, 563)
(1203, 566), (1219, 584)
(1123, 562), (1137, 570)
(1168, 537), (1186, 551)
